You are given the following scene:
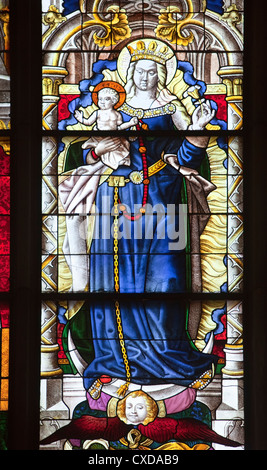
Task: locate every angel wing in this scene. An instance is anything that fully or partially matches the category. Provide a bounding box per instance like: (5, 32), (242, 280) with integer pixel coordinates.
(41, 414), (241, 448)
(40, 415), (130, 446)
(138, 417), (241, 447)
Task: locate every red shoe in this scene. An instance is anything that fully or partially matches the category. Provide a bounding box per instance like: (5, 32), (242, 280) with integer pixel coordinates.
(99, 375), (112, 384)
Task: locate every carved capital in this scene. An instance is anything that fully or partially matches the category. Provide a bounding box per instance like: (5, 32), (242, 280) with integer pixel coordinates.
(217, 66), (243, 97)
(42, 66), (68, 96)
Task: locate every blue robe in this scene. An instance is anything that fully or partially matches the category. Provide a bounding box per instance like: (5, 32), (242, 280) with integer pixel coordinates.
(75, 109), (217, 389)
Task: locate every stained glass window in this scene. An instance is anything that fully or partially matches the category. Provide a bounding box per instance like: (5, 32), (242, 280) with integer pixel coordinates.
(38, 0), (247, 451)
(0, 0), (265, 455)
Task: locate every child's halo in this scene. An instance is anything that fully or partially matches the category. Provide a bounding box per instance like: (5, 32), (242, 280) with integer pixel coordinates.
(92, 81), (126, 109)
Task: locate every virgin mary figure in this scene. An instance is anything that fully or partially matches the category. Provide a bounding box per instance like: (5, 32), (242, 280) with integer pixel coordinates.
(58, 38), (218, 404)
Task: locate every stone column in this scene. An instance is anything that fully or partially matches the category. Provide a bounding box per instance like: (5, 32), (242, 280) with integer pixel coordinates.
(217, 65), (243, 131)
(227, 133), (243, 293)
(219, 65), (244, 293)
(207, 64), (244, 450)
(42, 66), (68, 130)
(41, 301), (62, 377)
(40, 301), (69, 449)
(212, 301), (244, 449)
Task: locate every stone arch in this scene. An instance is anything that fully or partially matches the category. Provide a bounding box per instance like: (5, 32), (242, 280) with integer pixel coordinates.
(42, 5), (243, 133)
(42, 3), (243, 69)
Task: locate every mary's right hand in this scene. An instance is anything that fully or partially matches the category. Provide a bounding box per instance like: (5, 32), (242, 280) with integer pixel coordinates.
(95, 137), (122, 156)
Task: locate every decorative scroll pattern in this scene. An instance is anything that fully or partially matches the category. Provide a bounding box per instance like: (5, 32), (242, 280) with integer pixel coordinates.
(42, 0), (131, 48)
(155, 3), (203, 46)
(42, 5), (67, 43)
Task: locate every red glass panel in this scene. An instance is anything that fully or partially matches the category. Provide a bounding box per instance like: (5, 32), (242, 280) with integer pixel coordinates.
(0, 217), (10, 255)
(58, 94), (80, 122)
(0, 177), (10, 215)
(0, 301), (9, 329)
(0, 256), (10, 292)
(0, 145), (10, 176)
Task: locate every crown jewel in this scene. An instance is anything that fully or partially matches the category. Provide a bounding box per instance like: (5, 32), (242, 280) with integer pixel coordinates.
(127, 40), (173, 65)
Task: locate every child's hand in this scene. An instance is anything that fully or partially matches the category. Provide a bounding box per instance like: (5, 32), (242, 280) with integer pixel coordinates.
(130, 117), (138, 126)
(74, 109), (83, 122)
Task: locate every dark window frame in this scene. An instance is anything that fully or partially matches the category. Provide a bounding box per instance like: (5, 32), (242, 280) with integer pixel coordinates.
(4, 0), (267, 451)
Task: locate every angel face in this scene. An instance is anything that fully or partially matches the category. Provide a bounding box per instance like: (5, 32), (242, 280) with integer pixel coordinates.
(125, 395), (148, 424)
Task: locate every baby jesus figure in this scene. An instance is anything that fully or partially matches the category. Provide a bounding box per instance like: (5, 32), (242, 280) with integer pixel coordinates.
(74, 81), (138, 170)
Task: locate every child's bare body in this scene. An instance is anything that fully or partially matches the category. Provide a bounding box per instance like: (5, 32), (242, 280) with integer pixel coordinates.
(74, 87), (137, 169)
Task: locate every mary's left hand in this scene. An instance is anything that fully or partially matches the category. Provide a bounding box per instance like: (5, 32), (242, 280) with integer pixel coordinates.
(190, 100), (216, 130)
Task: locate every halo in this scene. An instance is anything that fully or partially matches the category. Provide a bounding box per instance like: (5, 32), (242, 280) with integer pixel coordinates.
(117, 38), (177, 86)
(92, 81), (126, 109)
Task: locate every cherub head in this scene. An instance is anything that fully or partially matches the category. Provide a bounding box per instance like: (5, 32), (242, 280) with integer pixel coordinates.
(116, 390), (158, 426)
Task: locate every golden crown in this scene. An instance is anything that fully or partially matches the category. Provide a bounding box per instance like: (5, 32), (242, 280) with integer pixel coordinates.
(127, 40), (174, 65)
